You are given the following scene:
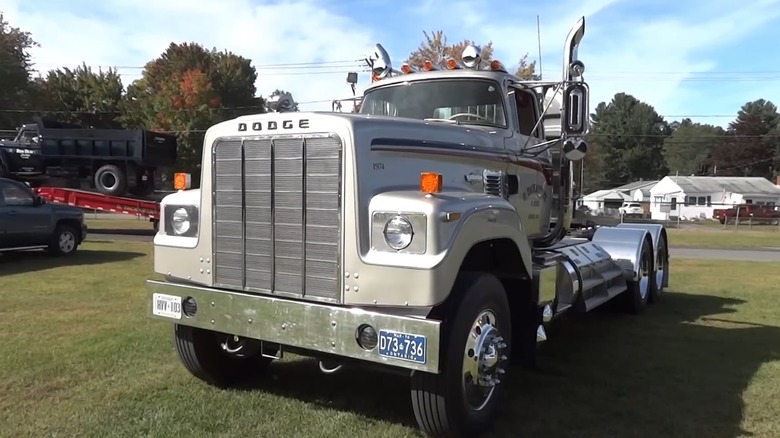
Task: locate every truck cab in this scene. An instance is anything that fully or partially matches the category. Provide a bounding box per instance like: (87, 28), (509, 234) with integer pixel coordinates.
(144, 17), (669, 437)
(0, 124), (45, 179)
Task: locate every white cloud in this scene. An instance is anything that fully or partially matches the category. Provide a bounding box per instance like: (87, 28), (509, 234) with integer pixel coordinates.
(2, 0), (780, 127)
(0, 0), (378, 111)
(411, 0), (780, 126)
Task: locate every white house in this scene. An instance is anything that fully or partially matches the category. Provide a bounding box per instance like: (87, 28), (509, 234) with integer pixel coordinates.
(648, 176), (780, 220)
(578, 189), (631, 214)
(617, 180), (658, 202)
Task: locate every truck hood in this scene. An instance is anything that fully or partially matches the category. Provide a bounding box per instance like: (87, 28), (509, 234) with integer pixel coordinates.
(339, 113), (506, 150)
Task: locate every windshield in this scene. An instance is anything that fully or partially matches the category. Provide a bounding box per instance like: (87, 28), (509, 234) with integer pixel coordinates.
(359, 79), (507, 128)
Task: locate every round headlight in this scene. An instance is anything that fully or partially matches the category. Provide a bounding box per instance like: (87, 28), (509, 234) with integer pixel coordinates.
(383, 215), (413, 250)
(172, 208), (191, 235)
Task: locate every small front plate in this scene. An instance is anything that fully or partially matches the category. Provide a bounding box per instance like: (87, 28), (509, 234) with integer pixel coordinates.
(152, 293), (182, 320)
(378, 329), (427, 364)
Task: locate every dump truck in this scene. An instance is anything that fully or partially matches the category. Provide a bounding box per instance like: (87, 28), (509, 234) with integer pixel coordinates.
(0, 117), (177, 197)
(145, 17), (670, 437)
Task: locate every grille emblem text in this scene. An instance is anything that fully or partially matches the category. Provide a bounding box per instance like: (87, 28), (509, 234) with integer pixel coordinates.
(238, 119), (310, 132)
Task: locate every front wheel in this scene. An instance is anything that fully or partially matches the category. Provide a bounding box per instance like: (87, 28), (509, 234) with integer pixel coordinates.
(173, 325), (273, 388)
(410, 272), (512, 437)
(47, 224), (80, 256)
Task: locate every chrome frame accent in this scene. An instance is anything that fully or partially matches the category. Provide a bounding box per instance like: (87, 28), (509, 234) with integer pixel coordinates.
(147, 279), (442, 373)
(210, 133), (344, 303)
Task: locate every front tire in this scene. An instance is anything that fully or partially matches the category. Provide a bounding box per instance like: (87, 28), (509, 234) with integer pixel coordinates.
(410, 272), (512, 437)
(174, 325), (273, 388)
(47, 224), (79, 256)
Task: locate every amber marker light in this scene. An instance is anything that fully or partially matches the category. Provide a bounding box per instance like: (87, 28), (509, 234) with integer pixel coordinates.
(173, 172), (191, 190)
(420, 172), (442, 194)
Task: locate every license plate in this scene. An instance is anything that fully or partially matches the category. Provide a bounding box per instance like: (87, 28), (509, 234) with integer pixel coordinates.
(152, 293), (182, 319)
(378, 329), (427, 364)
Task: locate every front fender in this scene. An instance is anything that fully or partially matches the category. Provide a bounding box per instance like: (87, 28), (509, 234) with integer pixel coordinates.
(343, 190), (532, 307)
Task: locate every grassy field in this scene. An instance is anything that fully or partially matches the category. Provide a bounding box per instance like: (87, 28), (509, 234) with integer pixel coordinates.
(666, 227), (780, 249)
(84, 217), (156, 231)
(2, 241), (779, 437)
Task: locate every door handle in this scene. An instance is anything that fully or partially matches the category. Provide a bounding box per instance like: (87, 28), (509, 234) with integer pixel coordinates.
(7, 210), (16, 216)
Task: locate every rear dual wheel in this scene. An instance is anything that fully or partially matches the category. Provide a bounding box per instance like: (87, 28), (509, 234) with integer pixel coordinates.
(411, 272), (512, 437)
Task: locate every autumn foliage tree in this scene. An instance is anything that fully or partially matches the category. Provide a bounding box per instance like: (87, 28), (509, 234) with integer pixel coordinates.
(121, 42), (264, 176)
(407, 30), (540, 79)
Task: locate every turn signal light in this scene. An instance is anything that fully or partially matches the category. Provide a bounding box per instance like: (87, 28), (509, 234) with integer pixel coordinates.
(420, 172), (442, 194)
(173, 172), (192, 190)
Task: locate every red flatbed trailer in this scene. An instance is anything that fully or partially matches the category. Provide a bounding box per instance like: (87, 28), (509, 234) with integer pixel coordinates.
(33, 186), (162, 230)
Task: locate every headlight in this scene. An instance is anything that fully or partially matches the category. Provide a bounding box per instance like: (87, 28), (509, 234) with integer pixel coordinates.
(164, 205), (199, 237)
(383, 215), (413, 250)
(172, 208), (191, 234)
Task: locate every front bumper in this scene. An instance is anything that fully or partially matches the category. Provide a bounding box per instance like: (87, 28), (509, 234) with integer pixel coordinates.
(146, 280), (443, 373)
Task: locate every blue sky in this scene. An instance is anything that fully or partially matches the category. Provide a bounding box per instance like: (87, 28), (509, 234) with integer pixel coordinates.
(2, 0), (779, 128)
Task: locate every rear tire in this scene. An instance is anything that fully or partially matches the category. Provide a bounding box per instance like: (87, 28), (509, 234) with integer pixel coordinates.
(621, 238), (654, 314)
(94, 164), (127, 196)
(173, 325), (273, 388)
(47, 223), (80, 256)
(649, 234), (668, 304)
(410, 272), (512, 437)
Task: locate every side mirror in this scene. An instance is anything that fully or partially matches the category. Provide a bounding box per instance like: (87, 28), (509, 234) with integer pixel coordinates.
(562, 83), (589, 136)
(35, 195), (46, 206)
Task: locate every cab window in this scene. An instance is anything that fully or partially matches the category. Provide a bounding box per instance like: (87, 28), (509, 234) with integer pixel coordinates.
(511, 87), (539, 137)
(0, 181), (34, 207)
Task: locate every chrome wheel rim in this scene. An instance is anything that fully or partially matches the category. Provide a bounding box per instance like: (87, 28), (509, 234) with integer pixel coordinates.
(638, 248), (651, 300)
(59, 231), (75, 253)
(655, 244), (667, 293)
(461, 309), (508, 411)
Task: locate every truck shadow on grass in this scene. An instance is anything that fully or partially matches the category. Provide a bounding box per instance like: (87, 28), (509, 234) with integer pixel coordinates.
(239, 291), (780, 437)
(0, 247), (145, 275)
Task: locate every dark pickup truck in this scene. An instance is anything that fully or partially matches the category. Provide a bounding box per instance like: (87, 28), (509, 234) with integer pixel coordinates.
(0, 117), (177, 197)
(0, 177), (87, 255)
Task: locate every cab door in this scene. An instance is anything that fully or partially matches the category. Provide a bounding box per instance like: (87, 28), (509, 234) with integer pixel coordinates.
(0, 180), (50, 247)
(504, 86), (551, 237)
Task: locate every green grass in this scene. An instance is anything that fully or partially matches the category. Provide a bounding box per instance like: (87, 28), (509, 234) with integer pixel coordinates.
(1, 242), (780, 437)
(85, 218), (156, 231)
(667, 227), (780, 249)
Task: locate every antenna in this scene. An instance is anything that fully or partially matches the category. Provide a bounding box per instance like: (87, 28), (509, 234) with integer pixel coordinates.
(536, 15), (543, 80)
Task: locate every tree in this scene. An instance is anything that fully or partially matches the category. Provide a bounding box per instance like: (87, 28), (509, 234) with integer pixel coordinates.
(406, 30), (539, 79)
(586, 93), (670, 189)
(708, 99), (779, 178)
(32, 63), (125, 128)
(663, 118), (724, 176)
(0, 13), (39, 129)
(120, 42), (264, 176)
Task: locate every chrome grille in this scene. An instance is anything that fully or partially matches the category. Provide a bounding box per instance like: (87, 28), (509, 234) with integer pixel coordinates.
(212, 133), (342, 303)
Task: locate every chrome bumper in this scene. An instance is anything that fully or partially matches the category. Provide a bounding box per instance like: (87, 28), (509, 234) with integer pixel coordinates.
(146, 280), (442, 373)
